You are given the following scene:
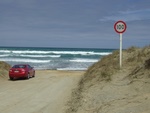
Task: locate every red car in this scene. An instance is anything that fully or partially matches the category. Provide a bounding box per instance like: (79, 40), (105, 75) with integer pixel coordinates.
(9, 64), (35, 80)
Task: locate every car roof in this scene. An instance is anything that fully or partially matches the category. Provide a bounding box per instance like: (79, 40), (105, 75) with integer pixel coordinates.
(12, 64), (31, 67)
(13, 64), (29, 66)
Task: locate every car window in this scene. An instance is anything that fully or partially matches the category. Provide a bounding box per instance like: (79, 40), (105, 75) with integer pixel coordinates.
(27, 65), (31, 68)
(13, 65), (26, 68)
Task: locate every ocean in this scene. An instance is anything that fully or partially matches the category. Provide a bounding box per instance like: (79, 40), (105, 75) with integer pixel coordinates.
(0, 47), (115, 70)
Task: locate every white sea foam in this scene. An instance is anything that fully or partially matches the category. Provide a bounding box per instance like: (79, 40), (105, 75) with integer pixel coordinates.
(0, 58), (51, 63)
(0, 50), (10, 53)
(0, 50), (50, 54)
(50, 51), (93, 55)
(50, 51), (111, 55)
(0, 54), (9, 57)
(92, 52), (112, 55)
(20, 55), (61, 58)
(57, 67), (87, 71)
(70, 58), (99, 63)
(12, 50), (50, 54)
(0, 49), (111, 56)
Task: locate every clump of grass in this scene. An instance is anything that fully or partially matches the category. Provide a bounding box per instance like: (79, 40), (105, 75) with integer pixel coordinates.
(0, 61), (11, 79)
(127, 45), (150, 79)
(0, 61), (11, 70)
(126, 46), (139, 53)
(101, 70), (111, 81)
(125, 45), (150, 66)
(145, 59), (150, 69)
(82, 50), (120, 84)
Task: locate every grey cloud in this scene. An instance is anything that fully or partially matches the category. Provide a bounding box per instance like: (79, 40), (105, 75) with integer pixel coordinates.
(100, 9), (150, 22)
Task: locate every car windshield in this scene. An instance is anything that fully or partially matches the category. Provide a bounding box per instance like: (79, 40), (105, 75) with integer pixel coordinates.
(13, 65), (26, 68)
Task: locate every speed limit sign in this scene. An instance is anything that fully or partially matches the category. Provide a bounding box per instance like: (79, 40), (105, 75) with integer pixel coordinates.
(114, 20), (127, 69)
(114, 21), (127, 34)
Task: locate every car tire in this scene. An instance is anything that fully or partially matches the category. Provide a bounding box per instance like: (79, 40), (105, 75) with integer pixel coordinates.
(32, 72), (35, 77)
(26, 73), (30, 79)
(9, 77), (14, 80)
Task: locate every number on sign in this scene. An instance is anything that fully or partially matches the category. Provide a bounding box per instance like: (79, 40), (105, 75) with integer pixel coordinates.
(117, 24), (124, 30)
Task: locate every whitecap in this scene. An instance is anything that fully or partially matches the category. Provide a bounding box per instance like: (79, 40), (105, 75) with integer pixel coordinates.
(70, 58), (99, 63)
(0, 58), (51, 63)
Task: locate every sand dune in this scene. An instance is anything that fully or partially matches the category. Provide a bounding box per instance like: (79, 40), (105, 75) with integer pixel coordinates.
(67, 46), (150, 113)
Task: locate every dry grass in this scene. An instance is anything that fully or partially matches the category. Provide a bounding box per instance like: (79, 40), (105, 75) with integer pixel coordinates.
(80, 45), (150, 83)
(81, 50), (120, 84)
(124, 46), (150, 79)
(145, 58), (150, 69)
(125, 46), (150, 65)
(0, 61), (11, 70)
(0, 61), (11, 79)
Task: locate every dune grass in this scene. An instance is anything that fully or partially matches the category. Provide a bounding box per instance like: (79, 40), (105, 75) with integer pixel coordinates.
(0, 61), (11, 79)
(81, 45), (150, 83)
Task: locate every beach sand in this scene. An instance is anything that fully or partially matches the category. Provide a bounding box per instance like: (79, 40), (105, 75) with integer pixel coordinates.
(0, 70), (84, 113)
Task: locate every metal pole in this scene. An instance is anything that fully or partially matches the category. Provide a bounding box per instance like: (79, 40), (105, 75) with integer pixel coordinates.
(120, 33), (122, 69)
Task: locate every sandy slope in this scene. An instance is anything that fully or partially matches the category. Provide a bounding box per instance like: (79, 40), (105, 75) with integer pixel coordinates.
(0, 70), (84, 113)
(75, 68), (150, 113)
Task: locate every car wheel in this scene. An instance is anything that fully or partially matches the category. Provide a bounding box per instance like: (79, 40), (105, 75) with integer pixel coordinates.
(9, 77), (14, 80)
(32, 72), (35, 77)
(26, 73), (30, 79)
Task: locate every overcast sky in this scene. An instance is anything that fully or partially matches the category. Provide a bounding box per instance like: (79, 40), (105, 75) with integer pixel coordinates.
(0, 0), (150, 49)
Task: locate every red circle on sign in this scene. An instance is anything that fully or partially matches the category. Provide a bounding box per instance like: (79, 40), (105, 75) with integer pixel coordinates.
(114, 20), (127, 34)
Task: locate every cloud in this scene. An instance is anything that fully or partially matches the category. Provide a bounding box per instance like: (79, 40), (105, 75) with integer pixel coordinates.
(100, 9), (150, 22)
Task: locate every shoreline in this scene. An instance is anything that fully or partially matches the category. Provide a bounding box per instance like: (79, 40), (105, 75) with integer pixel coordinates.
(35, 69), (85, 76)
(35, 68), (87, 71)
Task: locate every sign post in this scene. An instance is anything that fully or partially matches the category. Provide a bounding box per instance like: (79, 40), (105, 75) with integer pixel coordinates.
(114, 20), (127, 69)
(120, 33), (122, 68)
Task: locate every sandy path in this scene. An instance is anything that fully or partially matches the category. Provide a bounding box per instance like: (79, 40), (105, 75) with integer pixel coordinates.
(0, 70), (84, 113)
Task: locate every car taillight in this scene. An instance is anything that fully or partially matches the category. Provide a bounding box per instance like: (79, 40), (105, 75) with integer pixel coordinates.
(9, 69), (12, 72)
(21, 69), (25, 72)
